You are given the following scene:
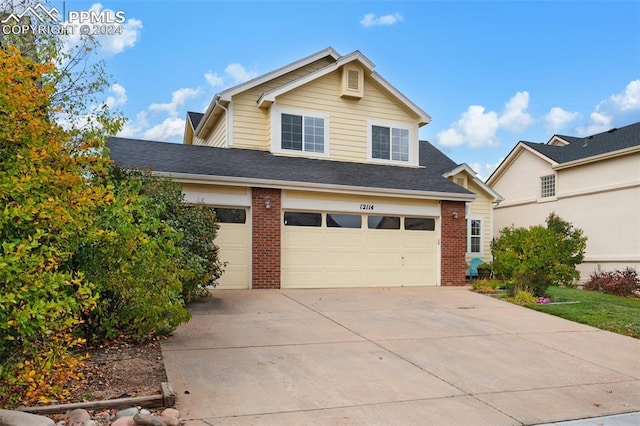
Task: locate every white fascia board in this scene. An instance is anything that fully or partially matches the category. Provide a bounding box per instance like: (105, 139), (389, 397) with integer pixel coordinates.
(153, 171), (476, 202)
(486, 142), (557, 186)
(219, 47), (340, 102)
(369, 72), (431, 126)
(195, 47), (340, 137)
(443, 163), (504, 202)
(552, 145), (640, 170)
(257, 51), (376, 107)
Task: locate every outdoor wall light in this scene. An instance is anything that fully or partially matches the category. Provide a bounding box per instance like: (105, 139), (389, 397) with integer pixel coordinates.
(264, 200), (271, 209)
(452, 212), (458, 219)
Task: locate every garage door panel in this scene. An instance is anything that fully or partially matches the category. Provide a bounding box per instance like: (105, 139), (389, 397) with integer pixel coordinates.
(216, 219), (249, 290)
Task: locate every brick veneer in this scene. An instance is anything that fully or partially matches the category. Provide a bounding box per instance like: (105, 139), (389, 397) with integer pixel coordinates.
(251, 188), (281, 289)
(440, 201), (467, 286)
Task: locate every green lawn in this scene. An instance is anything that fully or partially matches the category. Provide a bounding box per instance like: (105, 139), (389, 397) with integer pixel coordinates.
(528, 286), (640, 339)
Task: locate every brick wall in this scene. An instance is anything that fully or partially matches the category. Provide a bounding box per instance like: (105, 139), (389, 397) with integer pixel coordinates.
(251, 188), (281, 289)
(441, 201), (467, 286)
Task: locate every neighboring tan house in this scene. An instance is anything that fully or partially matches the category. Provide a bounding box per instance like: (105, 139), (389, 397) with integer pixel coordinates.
(487, 121), (640, 281)
(108, 47), (500, 289)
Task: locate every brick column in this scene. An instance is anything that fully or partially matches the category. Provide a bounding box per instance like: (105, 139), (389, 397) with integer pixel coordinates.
(441, 201), (467, 286)
(252, 188), (281, 289)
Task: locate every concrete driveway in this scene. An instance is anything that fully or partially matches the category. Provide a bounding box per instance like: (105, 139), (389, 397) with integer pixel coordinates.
(161, 287), (640, 425)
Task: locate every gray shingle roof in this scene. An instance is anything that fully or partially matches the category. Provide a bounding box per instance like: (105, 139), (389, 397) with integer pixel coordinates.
(523, 121), (640, 164)
(187, 111), (204, 129)
(107, 137), (473, 198)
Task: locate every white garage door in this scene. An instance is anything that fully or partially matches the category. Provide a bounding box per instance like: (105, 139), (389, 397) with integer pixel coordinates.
(282, 212), (438, 288)
(214, 208), (250, 289)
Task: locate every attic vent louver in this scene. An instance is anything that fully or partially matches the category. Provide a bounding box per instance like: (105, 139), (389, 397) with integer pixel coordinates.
(341, 65), (364, 99)
(348, 69), (360, 90)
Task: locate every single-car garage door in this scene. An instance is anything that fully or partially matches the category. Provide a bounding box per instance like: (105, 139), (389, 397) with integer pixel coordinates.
(282, 211), (438, 288)
(214, 207), (250, 289)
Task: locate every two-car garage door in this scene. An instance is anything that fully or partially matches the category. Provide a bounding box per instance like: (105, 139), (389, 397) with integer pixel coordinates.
(281, 211), (438, 288)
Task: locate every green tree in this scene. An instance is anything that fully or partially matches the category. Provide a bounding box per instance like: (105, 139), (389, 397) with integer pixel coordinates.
(491, 213), (587, 296)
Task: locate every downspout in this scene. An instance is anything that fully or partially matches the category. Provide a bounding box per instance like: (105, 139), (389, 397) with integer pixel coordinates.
(215, 99), (230, 148)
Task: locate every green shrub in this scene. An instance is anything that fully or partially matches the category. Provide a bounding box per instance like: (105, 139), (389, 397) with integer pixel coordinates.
(491, 213), (586, 296)
(508, 289), (538, 305)
(471, 279), (501, 294)
(69, 172), (191, 342)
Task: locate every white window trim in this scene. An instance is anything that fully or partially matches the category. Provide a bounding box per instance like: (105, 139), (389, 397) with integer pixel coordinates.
(367, 119), (418, 166)
(467, 216), (484, 256)
(271, 105), (330, 157)
(538, 172), (558, 202)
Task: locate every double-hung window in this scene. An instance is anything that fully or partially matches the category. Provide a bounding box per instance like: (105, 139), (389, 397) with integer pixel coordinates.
(371, 124), (410, 162)
(281, 113), (325, 154)
(467, 218), (482, 254)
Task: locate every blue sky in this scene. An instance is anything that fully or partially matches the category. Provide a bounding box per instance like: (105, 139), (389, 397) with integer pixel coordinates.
(53, 0), (640, 179)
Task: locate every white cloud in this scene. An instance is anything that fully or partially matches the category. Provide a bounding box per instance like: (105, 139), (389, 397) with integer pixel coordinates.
(608, 79), (640, 112)
(148, 87), (201, 117)
(205, 71), (224, 88)
(142, 117), (186, 140)
(437, 91), (534, 149)
(225, 63), (258, 84)
(98, 17), (143, 57)
(468, 159), (503, 182)
(498, 91), (534, 132)
(105, 83), (127, 108)
(543, 107), (579, 133)
(437, 105), (500, 148)
(360, 12), (403, 27)
(63, 3), (142, 58)
(573, 79), (640, 136)
(575, 111), (612, 136)
(118, 111), (149, 138)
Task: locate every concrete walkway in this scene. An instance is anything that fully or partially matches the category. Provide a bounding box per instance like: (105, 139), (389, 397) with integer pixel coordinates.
(161, 287), (640, 425)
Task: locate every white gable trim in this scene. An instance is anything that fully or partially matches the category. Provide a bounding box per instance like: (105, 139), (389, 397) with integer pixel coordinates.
(486, 142), (558, 186)
(195, 47), (340, 138)
(443, 163), (504, 202)
(256, 51), (431, 126)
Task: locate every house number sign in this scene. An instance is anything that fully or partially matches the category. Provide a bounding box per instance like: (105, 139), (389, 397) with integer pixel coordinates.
(359, 203), (374, 211)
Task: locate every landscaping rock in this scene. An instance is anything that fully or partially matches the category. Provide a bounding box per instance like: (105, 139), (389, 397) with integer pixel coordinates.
(0, 409), (55, 426)
(132, 413), (165, 426)
(64, 409), (91, 426)
(114, 408), (139, 419)
(111, 416), (136, 426)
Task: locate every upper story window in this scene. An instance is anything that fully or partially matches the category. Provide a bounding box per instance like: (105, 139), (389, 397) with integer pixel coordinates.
(540, 174), (556, 199)
(371, 125), (409, 161)
(367, 121), (416, 164)
(281, 113), (325, 154)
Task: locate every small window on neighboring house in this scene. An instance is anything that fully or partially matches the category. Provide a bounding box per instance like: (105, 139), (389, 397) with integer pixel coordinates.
(540, 174), (556, 198)
(281, 113), (325, 153)
(371, 125), (409, 162)
(467, 219), (482, 254)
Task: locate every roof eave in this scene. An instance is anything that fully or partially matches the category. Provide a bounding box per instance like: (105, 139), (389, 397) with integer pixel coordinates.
(154, 171), (476, 202)
(553, 145), (640, 170)
(443, 163), (504, 202)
